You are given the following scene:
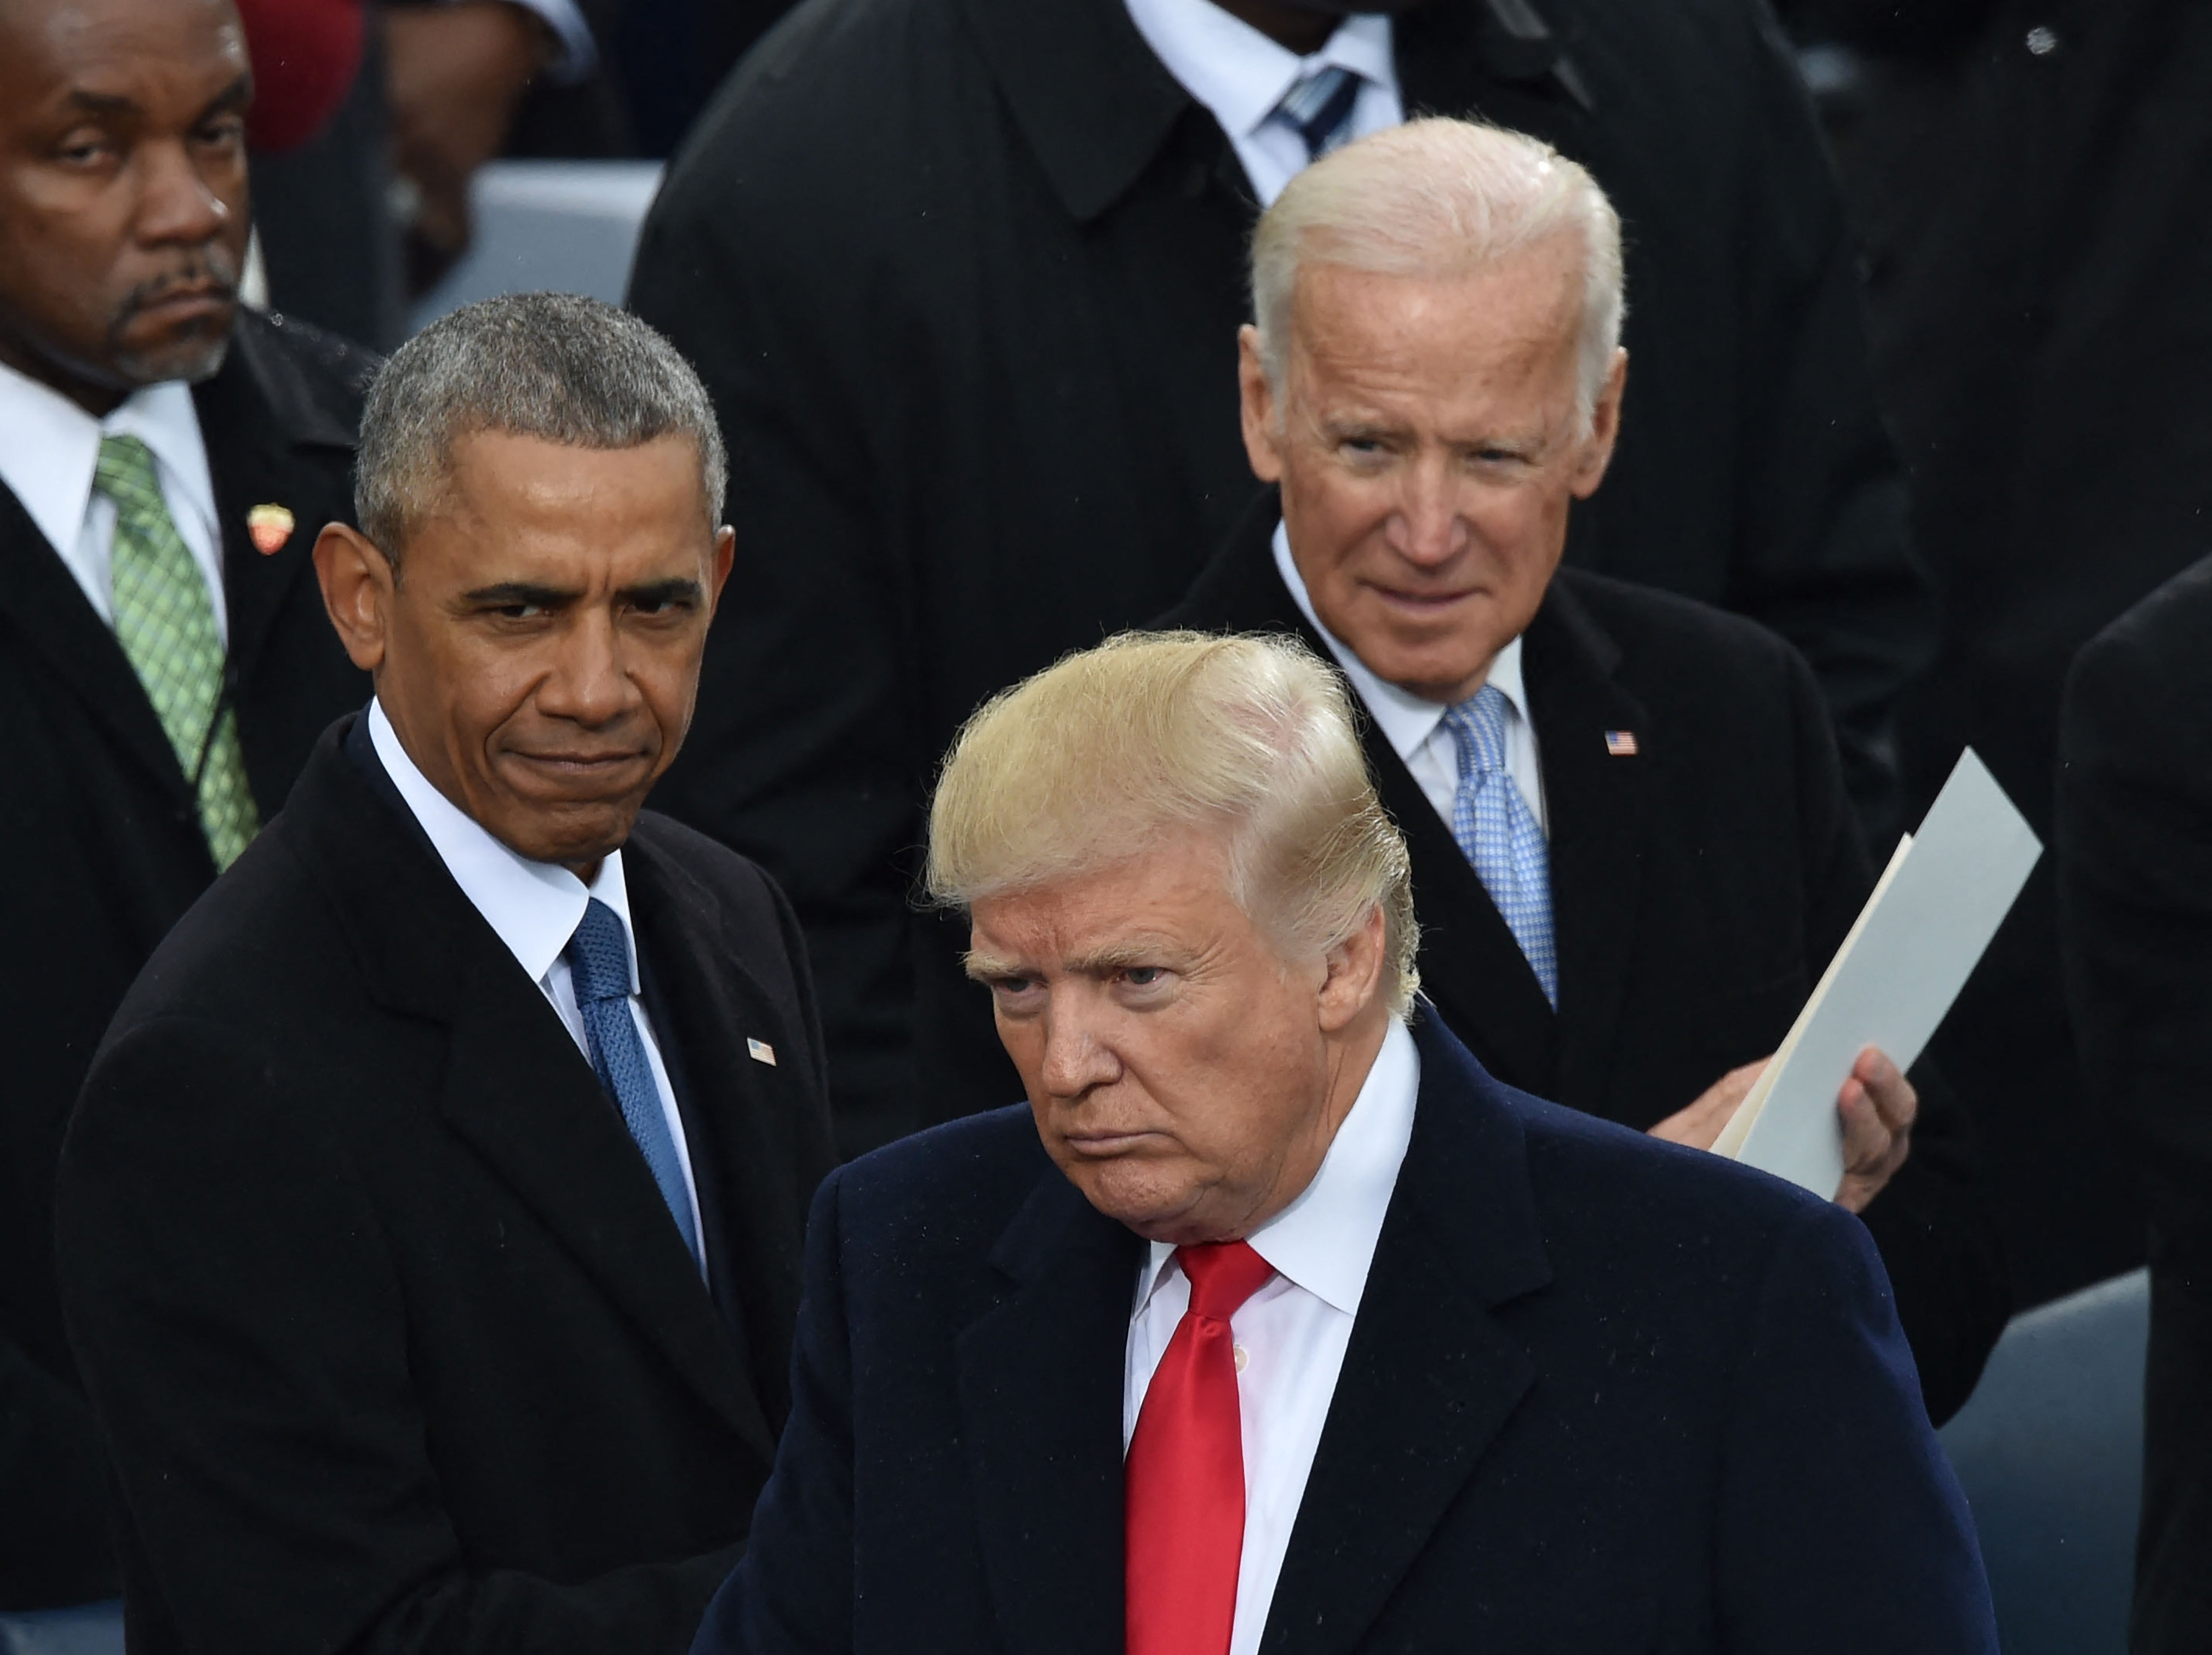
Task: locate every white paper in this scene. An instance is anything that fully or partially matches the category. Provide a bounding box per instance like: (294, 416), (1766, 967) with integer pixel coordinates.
(1719, 749), (2042, 1196)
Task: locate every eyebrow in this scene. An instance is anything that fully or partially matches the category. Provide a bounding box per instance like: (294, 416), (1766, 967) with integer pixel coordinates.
(199, 75), (253, 119)
(63, 90), (138, 116)
(618, 576), (705, 607)
(462, 581), (578, 608)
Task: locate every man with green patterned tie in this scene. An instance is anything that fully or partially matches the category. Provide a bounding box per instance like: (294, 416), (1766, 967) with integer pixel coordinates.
(0, 0), (375, 1613)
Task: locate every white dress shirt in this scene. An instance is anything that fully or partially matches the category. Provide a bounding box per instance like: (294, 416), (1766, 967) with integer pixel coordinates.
(1273, 520), (1549, 836)
(1124, 1017), (1419, 1655)
(367, 699), (707, 1265)
(0, 356), (227, 642)
(1123, 0), (1403, 205)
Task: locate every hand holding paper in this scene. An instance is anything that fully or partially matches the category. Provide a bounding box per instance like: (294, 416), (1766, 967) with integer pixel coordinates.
(1651, 1045), (1917, 1209)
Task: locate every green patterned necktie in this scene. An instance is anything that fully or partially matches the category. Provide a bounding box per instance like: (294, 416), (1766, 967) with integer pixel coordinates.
(94, 434), (260, 869)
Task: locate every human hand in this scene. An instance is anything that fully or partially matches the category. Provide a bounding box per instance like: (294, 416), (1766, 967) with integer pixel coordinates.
(1648, 1057), (1770, 1153)
(384, 3), (551, 271)
(1833, 1046), (1914, 1213)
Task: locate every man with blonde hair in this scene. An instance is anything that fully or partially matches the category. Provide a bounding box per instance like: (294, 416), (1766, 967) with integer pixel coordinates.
(690, 628), (1996, 1655)
(1164, 116), (2007, 1425)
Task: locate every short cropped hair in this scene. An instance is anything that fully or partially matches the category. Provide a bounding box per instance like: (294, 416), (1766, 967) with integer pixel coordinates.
(354, 292), (727, 562)
(926, 631), (1420, 1018)
(1251, 117), (1626, 431)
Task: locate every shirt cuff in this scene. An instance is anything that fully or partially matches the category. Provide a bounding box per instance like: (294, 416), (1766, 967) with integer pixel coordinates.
(452, 0), (597, 84)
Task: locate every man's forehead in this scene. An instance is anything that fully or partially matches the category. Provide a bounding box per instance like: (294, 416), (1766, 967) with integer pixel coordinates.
(2, 0), (246, 88)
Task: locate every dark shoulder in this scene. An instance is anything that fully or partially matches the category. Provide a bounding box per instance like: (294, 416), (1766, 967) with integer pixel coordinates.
(2073, 553), (2212, 702)
(2063, 553), (2212, 776)
(824, 1104), (1056, 1260)
(1552, 567), (1813, 704)
(627, 809), (786, 926)
(229, 308), (382, 423)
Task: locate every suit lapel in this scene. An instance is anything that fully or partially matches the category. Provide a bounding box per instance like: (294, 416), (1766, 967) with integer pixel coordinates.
(1260, 1017), (1552, 1655)
(192, 321), (356, 693)
(293, 727), (774, 1466)
(0, 483), (194, 806)
(1523, 579), (1651, 1116)
(956, 1170), (1139, 1655)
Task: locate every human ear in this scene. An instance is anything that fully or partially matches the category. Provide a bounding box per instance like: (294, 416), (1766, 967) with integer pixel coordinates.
(1238, 325), (1287, 487)
(1569, 348), (1628, 500)
(313, 522), (396, 673)
(1315, 903), (1388, 1034)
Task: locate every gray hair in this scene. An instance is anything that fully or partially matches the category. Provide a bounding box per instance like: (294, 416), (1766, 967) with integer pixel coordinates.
(1251, 118), (1626, 432)
(354, 292), (727, 561)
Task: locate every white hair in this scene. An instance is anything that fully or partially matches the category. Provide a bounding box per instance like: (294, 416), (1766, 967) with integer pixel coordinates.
(1250, 117), (1626, 432)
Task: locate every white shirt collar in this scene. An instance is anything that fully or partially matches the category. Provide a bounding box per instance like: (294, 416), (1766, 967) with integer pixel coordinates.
(0, 355), (217, 561)
(1133, 1016), (1419, 1320)
(367, 698), (639, 993)
(1123, 0), (1396, 144)
(1271, 517), (1530, 765)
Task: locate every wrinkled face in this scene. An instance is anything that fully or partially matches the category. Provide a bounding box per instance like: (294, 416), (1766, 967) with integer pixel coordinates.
(1240, 244), (1625, 705)
(366, 432), (734, 871)
(968, 830), (1379, 1245)
(0, 0), (252, 409)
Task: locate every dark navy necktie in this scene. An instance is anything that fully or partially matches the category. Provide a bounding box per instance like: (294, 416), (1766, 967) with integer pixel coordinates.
(1274, 64), (1363, 161)
(565, 898), (702, 1268)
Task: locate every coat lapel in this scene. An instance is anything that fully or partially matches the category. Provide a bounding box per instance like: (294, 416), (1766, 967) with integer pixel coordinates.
(193, 320), (357, 694)
(292, 725), (773, 1466)
(0, 483), (194, 806)
(1523, 578), (1652, 1117)
(1260, 1016), (1552, 1655)
(956, 1170), (1140, 1655)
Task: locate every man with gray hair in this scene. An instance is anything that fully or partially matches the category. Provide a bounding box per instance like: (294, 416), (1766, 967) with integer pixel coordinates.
(691, 627), (1997, 1655)
(55, 293), (836, 1653)
(1162, 117), (2008, 1425)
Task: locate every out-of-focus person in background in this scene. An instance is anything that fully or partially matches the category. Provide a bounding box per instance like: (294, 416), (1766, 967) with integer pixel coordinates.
(56, 294), (836, 1652)
(1773, 0), (2212, 1307)
(0, 0), (373, 1610)
(1161, 117), (2006, 1424)
(2057, 555), (2212, 1655)
(690, 629), (2001, 1655)
(628, 0), (1936, 1157)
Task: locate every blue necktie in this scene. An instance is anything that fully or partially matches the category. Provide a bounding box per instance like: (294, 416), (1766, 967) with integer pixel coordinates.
(565, 898), (702, 1268)
(1274, 64), (1362, 161)
(1442, 685), (1559, 1008)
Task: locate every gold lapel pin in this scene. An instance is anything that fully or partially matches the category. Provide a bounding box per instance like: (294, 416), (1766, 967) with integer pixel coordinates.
(247, 502), (295, 555)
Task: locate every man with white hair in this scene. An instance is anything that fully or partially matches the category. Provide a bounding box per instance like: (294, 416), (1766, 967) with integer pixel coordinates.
(688, 628), (1996, 1654)
(1161, 117), (2008, 1426)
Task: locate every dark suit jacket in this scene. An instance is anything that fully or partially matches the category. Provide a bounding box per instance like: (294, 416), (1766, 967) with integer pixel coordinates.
(54, 718), (838, 1653)
(0, 311), (373, 1610)
(1144, 495), (2008, 1422)
(2057, 553), (2212, 1655)
(627, 0), (1934, 1156)
(691, 1014), (1999, 1655)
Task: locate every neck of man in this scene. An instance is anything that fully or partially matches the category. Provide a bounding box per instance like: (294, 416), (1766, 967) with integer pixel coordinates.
(0, 329), (131, 419)
(1232, 993), (1394, 1240)
(1206, 0), (1339, 56)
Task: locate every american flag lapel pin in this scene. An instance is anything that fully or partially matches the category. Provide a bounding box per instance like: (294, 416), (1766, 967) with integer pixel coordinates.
(747, 1037), (778, 1066)
(1604, 729), (1640, 757)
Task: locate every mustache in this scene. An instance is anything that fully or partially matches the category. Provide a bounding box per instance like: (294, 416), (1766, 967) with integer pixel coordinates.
(116, 250), (242, 320)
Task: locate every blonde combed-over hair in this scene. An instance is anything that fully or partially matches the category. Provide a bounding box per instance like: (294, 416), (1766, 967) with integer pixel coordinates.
(925, 631), (1420, 1018)
(1251, 116), (1625, 432)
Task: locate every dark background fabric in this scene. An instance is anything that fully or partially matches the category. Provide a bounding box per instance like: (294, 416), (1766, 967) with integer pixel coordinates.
(0, 313), (373, 1610)
(627, 0), (1935, 1157)
(55, 722), (837, 1652)
(692, 1016), (1997, 1654)
(2056, 555), (2212, 1655)
(1149, 494), (2007, 1422)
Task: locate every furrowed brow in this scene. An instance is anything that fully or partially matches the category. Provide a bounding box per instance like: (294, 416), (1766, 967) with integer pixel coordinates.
(618, 577), (705, 606)
(462, 581), (578, 608)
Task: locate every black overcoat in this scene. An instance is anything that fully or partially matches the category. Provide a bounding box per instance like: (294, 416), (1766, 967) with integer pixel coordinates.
(628, 0), (1934, 1154)
(54, 720), (838, 1653)
(0, 311), (373, 1609)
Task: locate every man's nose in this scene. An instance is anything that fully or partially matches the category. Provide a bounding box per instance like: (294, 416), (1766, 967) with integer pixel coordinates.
(538, 611), (636, 726)
(1391, 461), (1469, 567)
(1038, 1004), (1120, 1099)
(135, 142), (230, 251)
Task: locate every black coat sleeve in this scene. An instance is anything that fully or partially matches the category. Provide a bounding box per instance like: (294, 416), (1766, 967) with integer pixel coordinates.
(1726, 2), (1934, 848)
(629, 143), (922, 1159)
(57, 1017), (740, 1654)
(1783, 647), (2010, 1425)
(0, 1338), (115, 1609)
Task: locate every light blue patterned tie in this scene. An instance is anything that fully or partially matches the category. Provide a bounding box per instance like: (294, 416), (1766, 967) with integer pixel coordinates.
(1273, 64), (1362, 161)
(566, 898), (702, 1268)
(1442, 685), (1559, 1008)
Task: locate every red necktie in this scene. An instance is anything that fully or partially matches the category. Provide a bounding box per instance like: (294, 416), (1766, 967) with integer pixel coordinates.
(1125, 1240), (1279, 1655)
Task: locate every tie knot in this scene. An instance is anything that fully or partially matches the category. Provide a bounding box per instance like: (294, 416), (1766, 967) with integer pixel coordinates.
(1175, 1240), (1275, 1321)
(93, 434), (163, 514)
(1273, 63), (1361, 160)
(1443, 682), (1512, 778)
(565, 898), (633, 1005)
